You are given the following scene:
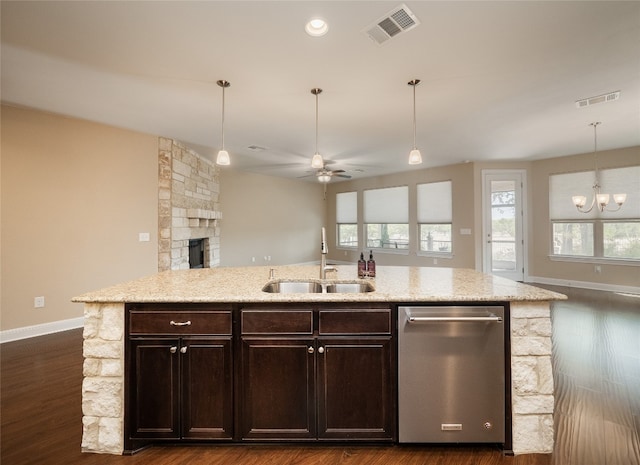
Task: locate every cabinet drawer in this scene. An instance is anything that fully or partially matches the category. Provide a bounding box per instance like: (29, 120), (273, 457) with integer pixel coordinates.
(242, 310), (313, 335)
(129, 311), (232, 335)
(319, 309), (391, 335)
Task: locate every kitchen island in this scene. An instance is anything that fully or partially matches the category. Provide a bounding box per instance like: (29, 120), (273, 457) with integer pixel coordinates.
(73, 265), (565, 456)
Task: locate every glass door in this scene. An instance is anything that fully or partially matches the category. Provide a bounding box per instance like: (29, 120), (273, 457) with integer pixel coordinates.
(482, 170), (525, 281)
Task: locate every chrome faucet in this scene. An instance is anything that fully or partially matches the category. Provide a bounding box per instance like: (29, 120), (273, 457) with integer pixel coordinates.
(320, 227), (337, 279)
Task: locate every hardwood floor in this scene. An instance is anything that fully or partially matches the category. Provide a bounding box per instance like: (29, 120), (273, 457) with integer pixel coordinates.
(1, 286), (638, 465)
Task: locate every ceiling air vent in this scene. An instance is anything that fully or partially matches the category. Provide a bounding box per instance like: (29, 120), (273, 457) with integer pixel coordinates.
(575, 91), (620, 109)
(363, 4), (420, 46)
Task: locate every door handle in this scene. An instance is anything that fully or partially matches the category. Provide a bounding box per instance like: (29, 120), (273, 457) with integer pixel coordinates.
(170, 346), (177, 353)
(180, 346), (187, 354)
(408, 315), (502, 323)
(318, 347), (325, 354)
(307, 346), (314, 354)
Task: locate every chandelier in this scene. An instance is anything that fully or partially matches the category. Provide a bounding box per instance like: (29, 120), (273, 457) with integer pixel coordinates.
(572, 122), (626, 213)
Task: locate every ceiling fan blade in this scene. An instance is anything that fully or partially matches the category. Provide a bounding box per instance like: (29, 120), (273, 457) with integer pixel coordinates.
(330, 169), (346, 174)
(335, 174), (352, 179)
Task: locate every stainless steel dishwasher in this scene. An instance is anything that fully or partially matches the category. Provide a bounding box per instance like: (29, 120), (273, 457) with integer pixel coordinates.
(398, 305), (506, 444)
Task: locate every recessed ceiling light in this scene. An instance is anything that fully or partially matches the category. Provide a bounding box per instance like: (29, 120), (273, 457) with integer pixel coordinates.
(305, 18), (328, 37)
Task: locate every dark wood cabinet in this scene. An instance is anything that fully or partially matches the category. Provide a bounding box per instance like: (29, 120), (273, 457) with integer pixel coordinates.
(125, 302), (396, 448)
(126, 305), (233, 447)
(317, 337), (393, 440)
(239, 305), (395, 442)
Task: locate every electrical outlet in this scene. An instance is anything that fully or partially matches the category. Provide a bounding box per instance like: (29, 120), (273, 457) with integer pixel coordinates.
(595, 265), (601, 273)
(138, 232), (150, 242)
(433, 258), (438, 265)
(34, 296), (45, 308)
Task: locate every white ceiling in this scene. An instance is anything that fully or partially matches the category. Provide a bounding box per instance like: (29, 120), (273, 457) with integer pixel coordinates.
(2, 1), (639, 182)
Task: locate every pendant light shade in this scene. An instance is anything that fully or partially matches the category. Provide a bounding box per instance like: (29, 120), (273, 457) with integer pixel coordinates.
(408, 79), (423, 165)
(310, 88), (325, 169)
(216, 80), (231, 166)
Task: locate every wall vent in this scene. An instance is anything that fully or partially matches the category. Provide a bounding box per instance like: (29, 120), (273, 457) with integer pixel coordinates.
(363, 4), (420, 45)
(575, 91), (621, 108)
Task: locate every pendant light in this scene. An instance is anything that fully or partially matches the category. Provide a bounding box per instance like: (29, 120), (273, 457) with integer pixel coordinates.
(572, 122), (626, 213)
(310, 88), (324, 169)
(216, 80), (231, 166)
(408, 79), (423, 165)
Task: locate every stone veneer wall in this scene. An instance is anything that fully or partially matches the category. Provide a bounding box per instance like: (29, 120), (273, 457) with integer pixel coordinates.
(158, 137), (221, 271)
(81, 303), (125, 454)
(81, 300), (556, 455)
(510, 301), (554, 454)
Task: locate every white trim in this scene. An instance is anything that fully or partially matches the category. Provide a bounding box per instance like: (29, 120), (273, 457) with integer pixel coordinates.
(0, 317), (84, 344)
(549, 255), (640, 266)
(528, 275), (640, 295)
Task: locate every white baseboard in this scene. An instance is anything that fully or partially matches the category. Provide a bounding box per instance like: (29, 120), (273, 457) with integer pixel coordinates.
(0, 317), (84, 344)
(527, 276), (640, 295)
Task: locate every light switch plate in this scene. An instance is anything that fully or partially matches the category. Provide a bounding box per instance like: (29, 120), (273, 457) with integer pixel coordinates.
(139, 232), (150, 242)
(460, 228), (472, 235)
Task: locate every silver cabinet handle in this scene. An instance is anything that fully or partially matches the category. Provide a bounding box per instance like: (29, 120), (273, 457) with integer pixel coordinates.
(408, 315), (502, 323)
(170, 346), (177, 353)
(170, 320), (192, 326)
(318, 347), (325, 354)
(180, 346), (187, 354)
(308, 347), (314, 354)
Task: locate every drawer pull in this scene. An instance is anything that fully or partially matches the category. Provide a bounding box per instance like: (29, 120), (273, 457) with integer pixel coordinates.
(170, 320), (192, 326)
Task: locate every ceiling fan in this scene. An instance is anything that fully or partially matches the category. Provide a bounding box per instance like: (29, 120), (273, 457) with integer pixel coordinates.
(299, 165), (353, 183)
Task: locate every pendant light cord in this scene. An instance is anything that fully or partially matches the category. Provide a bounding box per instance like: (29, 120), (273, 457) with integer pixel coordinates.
(412, 83), (417, 150)
(221, 85), (226, 150)
(315, 91), (319, 154)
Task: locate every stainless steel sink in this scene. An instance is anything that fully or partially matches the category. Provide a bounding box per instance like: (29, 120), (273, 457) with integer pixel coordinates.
(262, 281), (323, 293)
(262, 280), (374, 294)
(326, 282), (375, 293)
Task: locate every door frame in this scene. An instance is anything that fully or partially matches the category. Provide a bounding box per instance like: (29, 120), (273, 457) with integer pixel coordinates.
(481, 169), (528, 281)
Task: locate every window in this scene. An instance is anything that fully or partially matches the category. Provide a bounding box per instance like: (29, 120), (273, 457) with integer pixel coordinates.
(364, 186), (409, 250)
(417, 181), (452, 253)
(336, 192), (357, 248)
(552, 222), (594, 256)
(604, 221), (640, 259)
(549, 166), (640, 261)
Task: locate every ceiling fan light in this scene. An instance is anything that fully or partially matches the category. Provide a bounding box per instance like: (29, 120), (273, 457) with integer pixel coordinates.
(311, 153), (324, 169)
(216, 149), (230, 166)
(317, 173), (332, 183)
(408, 148), (422, 165)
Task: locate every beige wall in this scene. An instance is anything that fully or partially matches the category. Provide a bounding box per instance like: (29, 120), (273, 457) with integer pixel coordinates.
(1, 105), (159, 332)
(530, 146), (640, 288)
(219, 169), (325, 267)
(325, 163), (476, 268)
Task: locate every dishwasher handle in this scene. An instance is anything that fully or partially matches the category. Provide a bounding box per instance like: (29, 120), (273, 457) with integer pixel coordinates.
(407, 315), (503, 323)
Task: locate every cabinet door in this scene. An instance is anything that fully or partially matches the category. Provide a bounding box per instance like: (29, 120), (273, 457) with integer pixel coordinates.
(129, 338), (180, 439)
(181, 338), (233, 440)
(317, 338), (395, 441)
(241, 338), (316, 440)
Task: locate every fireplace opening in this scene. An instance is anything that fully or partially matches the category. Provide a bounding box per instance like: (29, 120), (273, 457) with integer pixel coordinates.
(189, 239), (206, 269)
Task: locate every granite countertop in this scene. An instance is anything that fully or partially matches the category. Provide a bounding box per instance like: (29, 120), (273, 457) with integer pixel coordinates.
(72, 265), (566, 304)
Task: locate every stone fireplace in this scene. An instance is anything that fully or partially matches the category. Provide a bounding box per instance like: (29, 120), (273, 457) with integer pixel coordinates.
(157, 138), (221, 271)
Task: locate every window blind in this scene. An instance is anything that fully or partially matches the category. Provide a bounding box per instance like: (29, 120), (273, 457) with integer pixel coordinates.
(336, 191), (357, 223)
(417, 181), (452, 223)
(363, 186), (408, 223)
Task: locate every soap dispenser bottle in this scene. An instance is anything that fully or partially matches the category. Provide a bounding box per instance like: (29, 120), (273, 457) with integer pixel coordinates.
(358, 253), (366, 278)
(367, 250), (376, 278)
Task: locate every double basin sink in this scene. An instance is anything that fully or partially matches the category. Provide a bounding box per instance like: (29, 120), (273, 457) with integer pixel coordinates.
(263, 280), (374, 294)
